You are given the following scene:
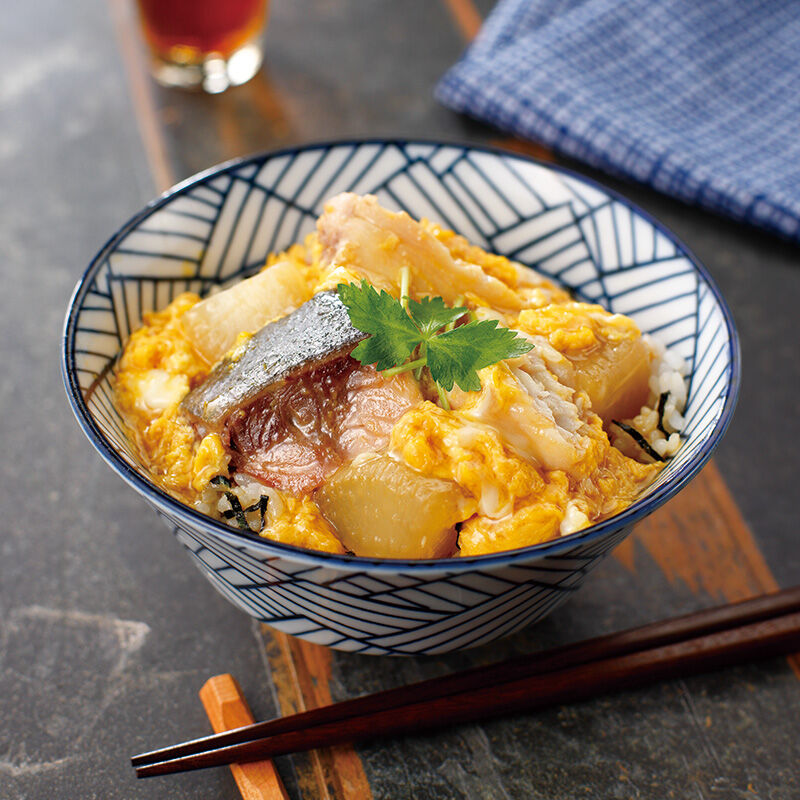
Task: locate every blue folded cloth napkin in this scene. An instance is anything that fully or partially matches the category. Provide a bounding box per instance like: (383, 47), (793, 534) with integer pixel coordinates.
(436, 0), (800, 243)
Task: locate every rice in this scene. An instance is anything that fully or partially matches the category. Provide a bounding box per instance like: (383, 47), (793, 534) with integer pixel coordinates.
(193, 473), (285, 533)
(618, 335), (689, 459)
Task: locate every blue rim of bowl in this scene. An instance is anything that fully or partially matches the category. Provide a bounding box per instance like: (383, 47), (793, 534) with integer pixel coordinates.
(62, 138), (741, 572)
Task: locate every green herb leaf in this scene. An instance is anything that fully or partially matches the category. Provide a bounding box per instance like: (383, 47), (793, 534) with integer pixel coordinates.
(427, 319), (533, 391)
(337, 281), (533, 399)
(407, 296), (467, 337)
(338, 280), (420, 370)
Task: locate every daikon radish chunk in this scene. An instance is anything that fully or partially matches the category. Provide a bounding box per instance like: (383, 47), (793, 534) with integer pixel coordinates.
(570, 337), (652, 423)
(180, 260), (310, 364)
(316, 454), (472, 559)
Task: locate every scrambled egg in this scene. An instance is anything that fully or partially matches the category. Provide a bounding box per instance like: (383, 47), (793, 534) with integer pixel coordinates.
(391, 397), (655, 557)
(263, 496), (346, 555)
(115, 202), (665, 558)
(114, 294), (225, 499)
(516, 301), (641, 354)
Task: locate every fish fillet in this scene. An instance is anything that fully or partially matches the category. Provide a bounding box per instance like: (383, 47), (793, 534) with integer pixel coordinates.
(318, 193), (524, 311)
(181, 291), (364, 428)
(227, 358), (421, 493)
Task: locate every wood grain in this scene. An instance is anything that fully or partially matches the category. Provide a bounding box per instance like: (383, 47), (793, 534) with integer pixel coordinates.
(263, 630), (374, 800)
(616, 461), (800, 677)
(199, 674), (290, 800)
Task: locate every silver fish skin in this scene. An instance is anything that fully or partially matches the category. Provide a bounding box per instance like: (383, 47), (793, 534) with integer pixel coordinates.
(181, 290), (365, 428)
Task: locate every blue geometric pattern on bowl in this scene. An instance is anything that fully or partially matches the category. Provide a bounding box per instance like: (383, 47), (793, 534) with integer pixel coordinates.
(62, 140), (740, 655)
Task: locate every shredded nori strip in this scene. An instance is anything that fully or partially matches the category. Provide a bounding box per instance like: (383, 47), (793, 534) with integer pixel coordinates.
(656, 392), (670, 436)
(244, 495), (269, 532)
(211, 475), (269, 532)
(612, 420), (670, 463)
(222, 491), (250, 530)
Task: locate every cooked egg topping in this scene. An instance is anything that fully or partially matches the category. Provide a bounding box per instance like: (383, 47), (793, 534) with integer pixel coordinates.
(114, 193), (678, 558)
(114, 293), (219, 499)
(390, 388), (656, 556)
(262, 495), (346, 555)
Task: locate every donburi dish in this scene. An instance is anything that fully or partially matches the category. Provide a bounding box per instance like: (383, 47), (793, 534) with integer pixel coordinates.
(114, 193), (687, 559)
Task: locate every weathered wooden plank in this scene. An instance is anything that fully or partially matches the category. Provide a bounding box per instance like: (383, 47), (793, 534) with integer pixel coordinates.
(440, 0), (484, 41)
(107, 0), (173, 193)
(109, 12), (375, 797)
(618, 462), (800, 677)
(199, 674), (290, 799)
(263, 630), (374, 800)
(490, 136), (556, 164)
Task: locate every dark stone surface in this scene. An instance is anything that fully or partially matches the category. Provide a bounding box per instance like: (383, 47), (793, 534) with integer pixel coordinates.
(1, 0), (798, 798)
(328, 560), (800, 799)
(0, 1), (278, 797)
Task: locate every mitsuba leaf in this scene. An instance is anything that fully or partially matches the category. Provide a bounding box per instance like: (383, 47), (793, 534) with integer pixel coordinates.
(407, 296), (467, 337)
(427, 320), (533, 391)
(338, 281), (420, 370)
(337, 280), (533, 395)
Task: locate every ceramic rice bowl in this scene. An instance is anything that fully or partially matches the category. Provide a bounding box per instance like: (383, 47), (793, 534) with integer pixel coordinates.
(62, 141), (739, 655)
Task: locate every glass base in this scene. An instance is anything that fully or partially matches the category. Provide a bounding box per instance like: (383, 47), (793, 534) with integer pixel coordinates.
(149, 41), (263, 94)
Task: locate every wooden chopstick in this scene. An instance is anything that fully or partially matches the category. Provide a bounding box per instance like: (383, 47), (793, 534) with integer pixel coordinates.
(133, 586), (800, 770)
(134, 587), (800, 779)
(143, 609), (800, 777)
(137, 608), (800, 778)
(199, 675), (290, 800)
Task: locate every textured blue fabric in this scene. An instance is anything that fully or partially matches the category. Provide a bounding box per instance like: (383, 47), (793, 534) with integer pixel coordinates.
(436, 0), (800, 242)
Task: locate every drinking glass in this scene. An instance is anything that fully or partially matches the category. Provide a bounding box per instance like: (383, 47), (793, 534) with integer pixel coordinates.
(136, 0), (269, 93)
